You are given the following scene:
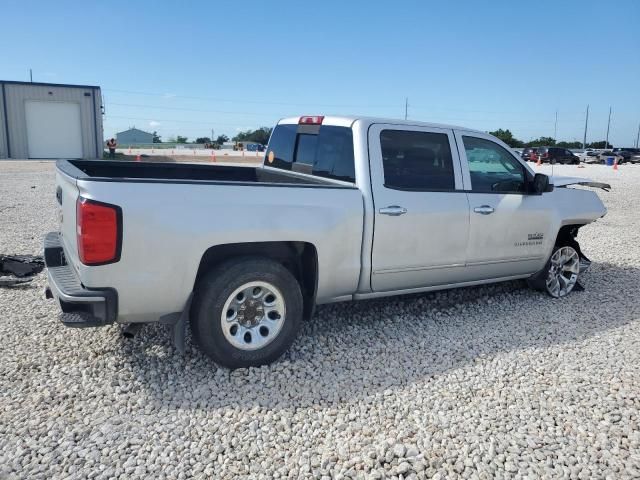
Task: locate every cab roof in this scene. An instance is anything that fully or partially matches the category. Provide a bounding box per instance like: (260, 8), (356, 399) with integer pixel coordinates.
(277, 115), (485, 135)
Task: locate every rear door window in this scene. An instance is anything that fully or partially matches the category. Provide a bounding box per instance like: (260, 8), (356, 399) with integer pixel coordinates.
(380, 130), (455, 190)
(266, 124), (355, 182)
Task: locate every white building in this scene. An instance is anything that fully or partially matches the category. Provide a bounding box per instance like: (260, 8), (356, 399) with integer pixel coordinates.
(0, 80), (103, 159)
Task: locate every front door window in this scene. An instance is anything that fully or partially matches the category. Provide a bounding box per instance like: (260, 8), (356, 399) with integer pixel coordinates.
(462, 136), (526, 193)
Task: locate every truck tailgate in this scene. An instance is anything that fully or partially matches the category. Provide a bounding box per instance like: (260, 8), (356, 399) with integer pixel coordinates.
(56, 168), (81, 271)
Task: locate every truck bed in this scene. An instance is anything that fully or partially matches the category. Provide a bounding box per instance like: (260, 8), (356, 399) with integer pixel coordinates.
(53, 158), (365, 323)
(59, 160), (339, 187)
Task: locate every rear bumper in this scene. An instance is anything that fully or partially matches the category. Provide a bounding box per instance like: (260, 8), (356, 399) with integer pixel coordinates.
(44, 232), (118, 328)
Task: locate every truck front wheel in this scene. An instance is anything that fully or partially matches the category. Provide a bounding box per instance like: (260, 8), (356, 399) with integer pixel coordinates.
(191, 257), (303, 368)
(528, 245), (581, 298)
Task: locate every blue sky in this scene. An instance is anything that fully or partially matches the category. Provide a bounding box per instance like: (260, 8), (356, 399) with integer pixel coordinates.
(2, 0), (639, 145)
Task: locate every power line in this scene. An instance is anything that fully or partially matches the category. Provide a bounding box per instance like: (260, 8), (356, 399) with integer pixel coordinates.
(105, 114), (266, 128)
(605, 106), (612, 148)
(582, 105), (589, 149)
(104, 88), (399, 109)
(106, 102), (556, 126)
(104, 87), (586, 117)
(109, 102), (278, 117)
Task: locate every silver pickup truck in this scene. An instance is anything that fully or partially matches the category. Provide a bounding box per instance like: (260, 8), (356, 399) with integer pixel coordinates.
(45, 115), (609, 368)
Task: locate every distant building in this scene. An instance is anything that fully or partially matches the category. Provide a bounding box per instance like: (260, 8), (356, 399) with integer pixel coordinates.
(0, 80), (103, 159)
(116, 127), (153, 146)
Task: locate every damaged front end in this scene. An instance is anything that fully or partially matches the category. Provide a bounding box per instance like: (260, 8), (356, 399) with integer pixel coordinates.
(552, 176), (611, 192)
(558, 225), (592, 274)
(527, 224), (594, 295)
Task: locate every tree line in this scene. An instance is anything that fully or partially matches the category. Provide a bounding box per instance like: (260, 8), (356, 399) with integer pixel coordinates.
(151, 127), (273, 146)
(488, 129), (612, 149)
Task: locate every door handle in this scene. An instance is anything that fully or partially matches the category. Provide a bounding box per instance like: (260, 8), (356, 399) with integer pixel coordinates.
(473, 205), (495, 215)
(379, 205), (407, 216)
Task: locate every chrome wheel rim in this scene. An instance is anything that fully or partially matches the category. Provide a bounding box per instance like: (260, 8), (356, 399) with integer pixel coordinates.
(221, 281), (285, 351)
(546, 246), (580, 298)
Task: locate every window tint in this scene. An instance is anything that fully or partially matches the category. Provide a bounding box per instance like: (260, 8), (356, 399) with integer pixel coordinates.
(266, 124), (355, 182)
(380, 130), (455, 190)
(267, 124), (297, 168)
(293, 134), (317, 174)
(312, 126), (355, 181)
(462, 136), (526, 193)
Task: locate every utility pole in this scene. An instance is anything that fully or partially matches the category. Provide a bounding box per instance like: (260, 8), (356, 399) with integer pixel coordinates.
(29, 69), (33, 82)
(582, 105), (589, 149)
(211, 129), (214, 142)
(635, 121), (640, 148)
(605, 106), (612, 149)
(404, 97), (408, 120)
(554, 110), (558, 140)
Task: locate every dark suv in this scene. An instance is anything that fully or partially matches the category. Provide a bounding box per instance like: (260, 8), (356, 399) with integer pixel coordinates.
(535, 147), (580, 164)
(521, 147), (538, 161)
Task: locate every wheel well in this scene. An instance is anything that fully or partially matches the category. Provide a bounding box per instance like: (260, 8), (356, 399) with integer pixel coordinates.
(555, 224), (584, 246)
(555, 224), (590, 261)
(194, 241), (318, 320)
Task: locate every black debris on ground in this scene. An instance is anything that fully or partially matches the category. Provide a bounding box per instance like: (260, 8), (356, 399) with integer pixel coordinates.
(0, 255), (44, 287)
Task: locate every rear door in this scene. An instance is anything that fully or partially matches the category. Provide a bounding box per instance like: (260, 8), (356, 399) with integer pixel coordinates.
(455, 130), (553, 279)
(368, 124), (470, 292)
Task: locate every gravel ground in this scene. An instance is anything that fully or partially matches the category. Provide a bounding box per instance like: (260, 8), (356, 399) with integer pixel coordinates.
(1, 160), (639, 479)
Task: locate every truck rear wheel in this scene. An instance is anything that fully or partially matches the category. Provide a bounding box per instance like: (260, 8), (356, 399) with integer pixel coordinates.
(191, 257), (303, 368)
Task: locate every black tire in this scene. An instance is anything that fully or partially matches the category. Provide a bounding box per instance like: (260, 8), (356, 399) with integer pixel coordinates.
(191, 257), (303, 368)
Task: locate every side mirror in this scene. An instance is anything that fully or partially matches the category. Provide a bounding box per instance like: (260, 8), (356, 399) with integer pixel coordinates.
(532, 173), (550, 194)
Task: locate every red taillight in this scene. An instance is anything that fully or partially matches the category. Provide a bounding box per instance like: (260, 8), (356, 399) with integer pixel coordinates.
(298, 115), (324, 125)
(76, 198), (121, 265)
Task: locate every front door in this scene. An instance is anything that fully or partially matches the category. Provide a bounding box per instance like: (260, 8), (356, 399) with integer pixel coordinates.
(368, 124), (470, 292)
(455, 131), (554, 280)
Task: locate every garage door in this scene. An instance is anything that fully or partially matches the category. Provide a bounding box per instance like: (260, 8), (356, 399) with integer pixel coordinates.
(25, 101), (83, 159)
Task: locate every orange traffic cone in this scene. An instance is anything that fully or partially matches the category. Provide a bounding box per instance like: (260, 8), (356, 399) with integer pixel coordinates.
(135, 154), (141, 162)
(535, 156), (541, 167)
(211, 151), (216, 163)
(613, 159), (619, 171)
